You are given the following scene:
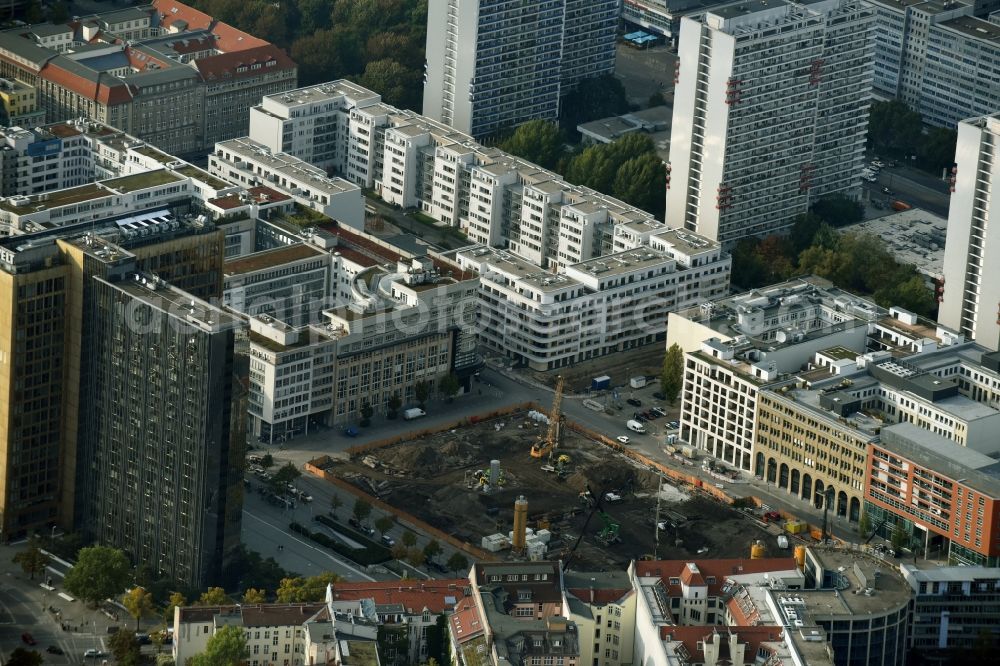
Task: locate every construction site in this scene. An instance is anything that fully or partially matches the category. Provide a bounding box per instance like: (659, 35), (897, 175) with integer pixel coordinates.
(323, 382), (775, 569)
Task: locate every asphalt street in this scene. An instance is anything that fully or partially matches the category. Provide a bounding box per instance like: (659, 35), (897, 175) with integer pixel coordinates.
(0, 547), (112, 664)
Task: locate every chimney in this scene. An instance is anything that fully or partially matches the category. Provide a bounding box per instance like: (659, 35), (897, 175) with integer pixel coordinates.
(513, 496), (529, 551)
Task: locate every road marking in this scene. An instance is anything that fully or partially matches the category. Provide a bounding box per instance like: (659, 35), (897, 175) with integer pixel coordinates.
(242, 511), (374, 581)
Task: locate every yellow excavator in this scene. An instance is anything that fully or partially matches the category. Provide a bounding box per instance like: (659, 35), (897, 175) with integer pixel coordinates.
(531, 376), (564, 458)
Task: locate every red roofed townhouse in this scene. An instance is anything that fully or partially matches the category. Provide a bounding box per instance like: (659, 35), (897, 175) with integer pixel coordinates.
(0, 0), (295, 155)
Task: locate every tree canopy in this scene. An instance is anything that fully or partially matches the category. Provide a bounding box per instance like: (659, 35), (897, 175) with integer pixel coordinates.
(189, 0), (429, 110)
(12, 541), (49, 580)
(189, 625), (246, 666)
(868, 100), (957, 173)
(276, 572), (341, 602)
(562, 134), (665, 218)
(197, 587), (231, 606)
(660, 344), (684, 405)
(64, 546), (131, 606)
(123, 586), (154, 631)
(499, 120), (565, 171)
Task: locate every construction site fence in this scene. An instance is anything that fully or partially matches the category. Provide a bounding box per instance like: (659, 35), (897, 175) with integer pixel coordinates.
(305, 457), (497, 562)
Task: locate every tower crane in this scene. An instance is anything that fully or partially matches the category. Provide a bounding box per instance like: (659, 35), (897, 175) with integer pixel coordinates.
(531, 376), (564, 459)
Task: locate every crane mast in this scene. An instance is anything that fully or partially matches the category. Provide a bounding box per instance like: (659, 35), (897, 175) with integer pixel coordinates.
(531, 376), (564, 458)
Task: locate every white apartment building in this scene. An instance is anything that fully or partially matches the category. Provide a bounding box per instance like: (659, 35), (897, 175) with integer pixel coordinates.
(172, 599), (377, 666)
(666, 0), (874, 244)
(454, 227), (730, 370)
(245, 250), (479, 443)
(243, 81), (726, 273)
(210, 136), (364, 229)
(0, 124), (93, 196)
(940, 114), (1000, 351)
(561, 570), (637, 666)
(421, 0), (618, 138)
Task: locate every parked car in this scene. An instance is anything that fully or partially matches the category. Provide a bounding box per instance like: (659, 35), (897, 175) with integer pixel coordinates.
(667, 420), (679, 430)
(626, 398), (642, 407)
(84, 649), (105, 658)
(651, 407), (667, 417)
(349, 517), (375, 536)
(881, 186), (893, 195)
(652, 391), (666, 400)
(21, 632), (36, 646)
(46, 646), (64, 655)
(381, 534), (396, 547)
(427, 560), (449, 574)
(616, 435), (630, 444)
(344, 426), (360, 437)
(871, 159), (885, 168)
(135, 633), (151, 645)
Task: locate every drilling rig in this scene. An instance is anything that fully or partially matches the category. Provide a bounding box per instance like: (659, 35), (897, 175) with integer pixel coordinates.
(530, 376), (564, 459)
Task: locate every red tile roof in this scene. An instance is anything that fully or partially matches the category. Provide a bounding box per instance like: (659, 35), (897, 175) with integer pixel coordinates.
(162, 35), (214, 55)
(659, 626), (785, 665)
(126, 47), (170, 72)
(194, 44), (295, 81)
(449, 597), (485, 645)
(331, 580), (470, 615)
(208, 193), (247, 211)
(40, 62), (133, 106)
(153, 0), (213, 32)
(210, 21), (268, 52)
(635, 558), (797, 597)
(566, 588), (631, 606)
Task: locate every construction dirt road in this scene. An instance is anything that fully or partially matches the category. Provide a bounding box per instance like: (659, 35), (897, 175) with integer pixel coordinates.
(328, 410), (775, 569)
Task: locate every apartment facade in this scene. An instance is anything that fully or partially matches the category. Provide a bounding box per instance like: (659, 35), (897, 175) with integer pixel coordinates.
(940, 113), (1000, 351)
(864, 422), (1000, 566)
(422, 0), (617, 138)
(666, 0), (874, 244)
(209, 136), (364, 229)
(561, 571), (636, 666)
(455, 227), (730, 370)
(868, 0), (1000, 128)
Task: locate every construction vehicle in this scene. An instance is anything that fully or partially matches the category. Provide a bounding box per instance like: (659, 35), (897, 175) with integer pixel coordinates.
(555, 454), (571, 477)
(596, 512), (621, 545)
(531, 376), (564, 458)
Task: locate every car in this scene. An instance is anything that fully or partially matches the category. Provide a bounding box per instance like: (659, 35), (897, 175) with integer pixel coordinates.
(427, 560), (449, 574)
(865, 175), (878, 182)
(616, 435), (630, 444)
(872, 160), (885, 168)
(344, 426), (360, 437)
(652, 391), (666, 400)
(881, 186), (893, 195)
(381, 534), (396, 547)
(668, 420), (680, 430)
(84, 649), (105, 658)
(21, 632), (36, 645)
(651, 407), (667, 417)
(626, 398), (642, 407)
(135, 633), (151, 645)
(298, 492), (313, 502)
(46, 646), (64, 655)
(887, 160), (896, 167)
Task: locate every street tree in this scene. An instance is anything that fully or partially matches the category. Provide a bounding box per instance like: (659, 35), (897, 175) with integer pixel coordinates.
(6, 649), (43, 666)
(271, 462), (302, 489)
(858, 508), (872, 539)
(387, 394), (402, 418)
(414, 380), (430, 408)
(353, 498), (373, 524)
(189, 625), (246, 666)
(402, 531), (417, 548)
(123, 585), (154, 631)
(109, 629), (141, 666)
(446, 552), (470, 575)
(276, 572), (340, 602)
(164, 591), (187, 621)
(12, 540), (49, 580)
(243, 588), (267, 604)
(260, 453), (274, 468)
(330, 494), (344, 514)
(423, 539), (443, 562)
(197, 587), (230, 606)
(661, 344), (684, 405)
(891, 520), (907, 553)
(64, 546), (130, 606)
(375, 515), (394, 536)
(438, 374), (461, 402)
(407, 547), (426, 567)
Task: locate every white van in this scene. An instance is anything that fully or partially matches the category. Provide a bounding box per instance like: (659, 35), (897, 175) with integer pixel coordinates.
(626, 419), (646, 433)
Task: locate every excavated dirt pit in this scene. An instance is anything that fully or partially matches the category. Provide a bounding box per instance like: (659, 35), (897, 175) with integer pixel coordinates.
(329, 411), (775, 568)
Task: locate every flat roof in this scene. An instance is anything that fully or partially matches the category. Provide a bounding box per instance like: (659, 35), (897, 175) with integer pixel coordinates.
(571, 247), (674, 279)
(709, 0), (790, 20)
(793, 549), (912, 616)
(457, 246), (581, 293)
(102, 169), (184, 193)
(224, 243), (327, 276)
(842, 209), (947, 280)
(879, 422), (1000, 497)
(939, 15), (1000, 40)
(109, 274), (243, 333)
